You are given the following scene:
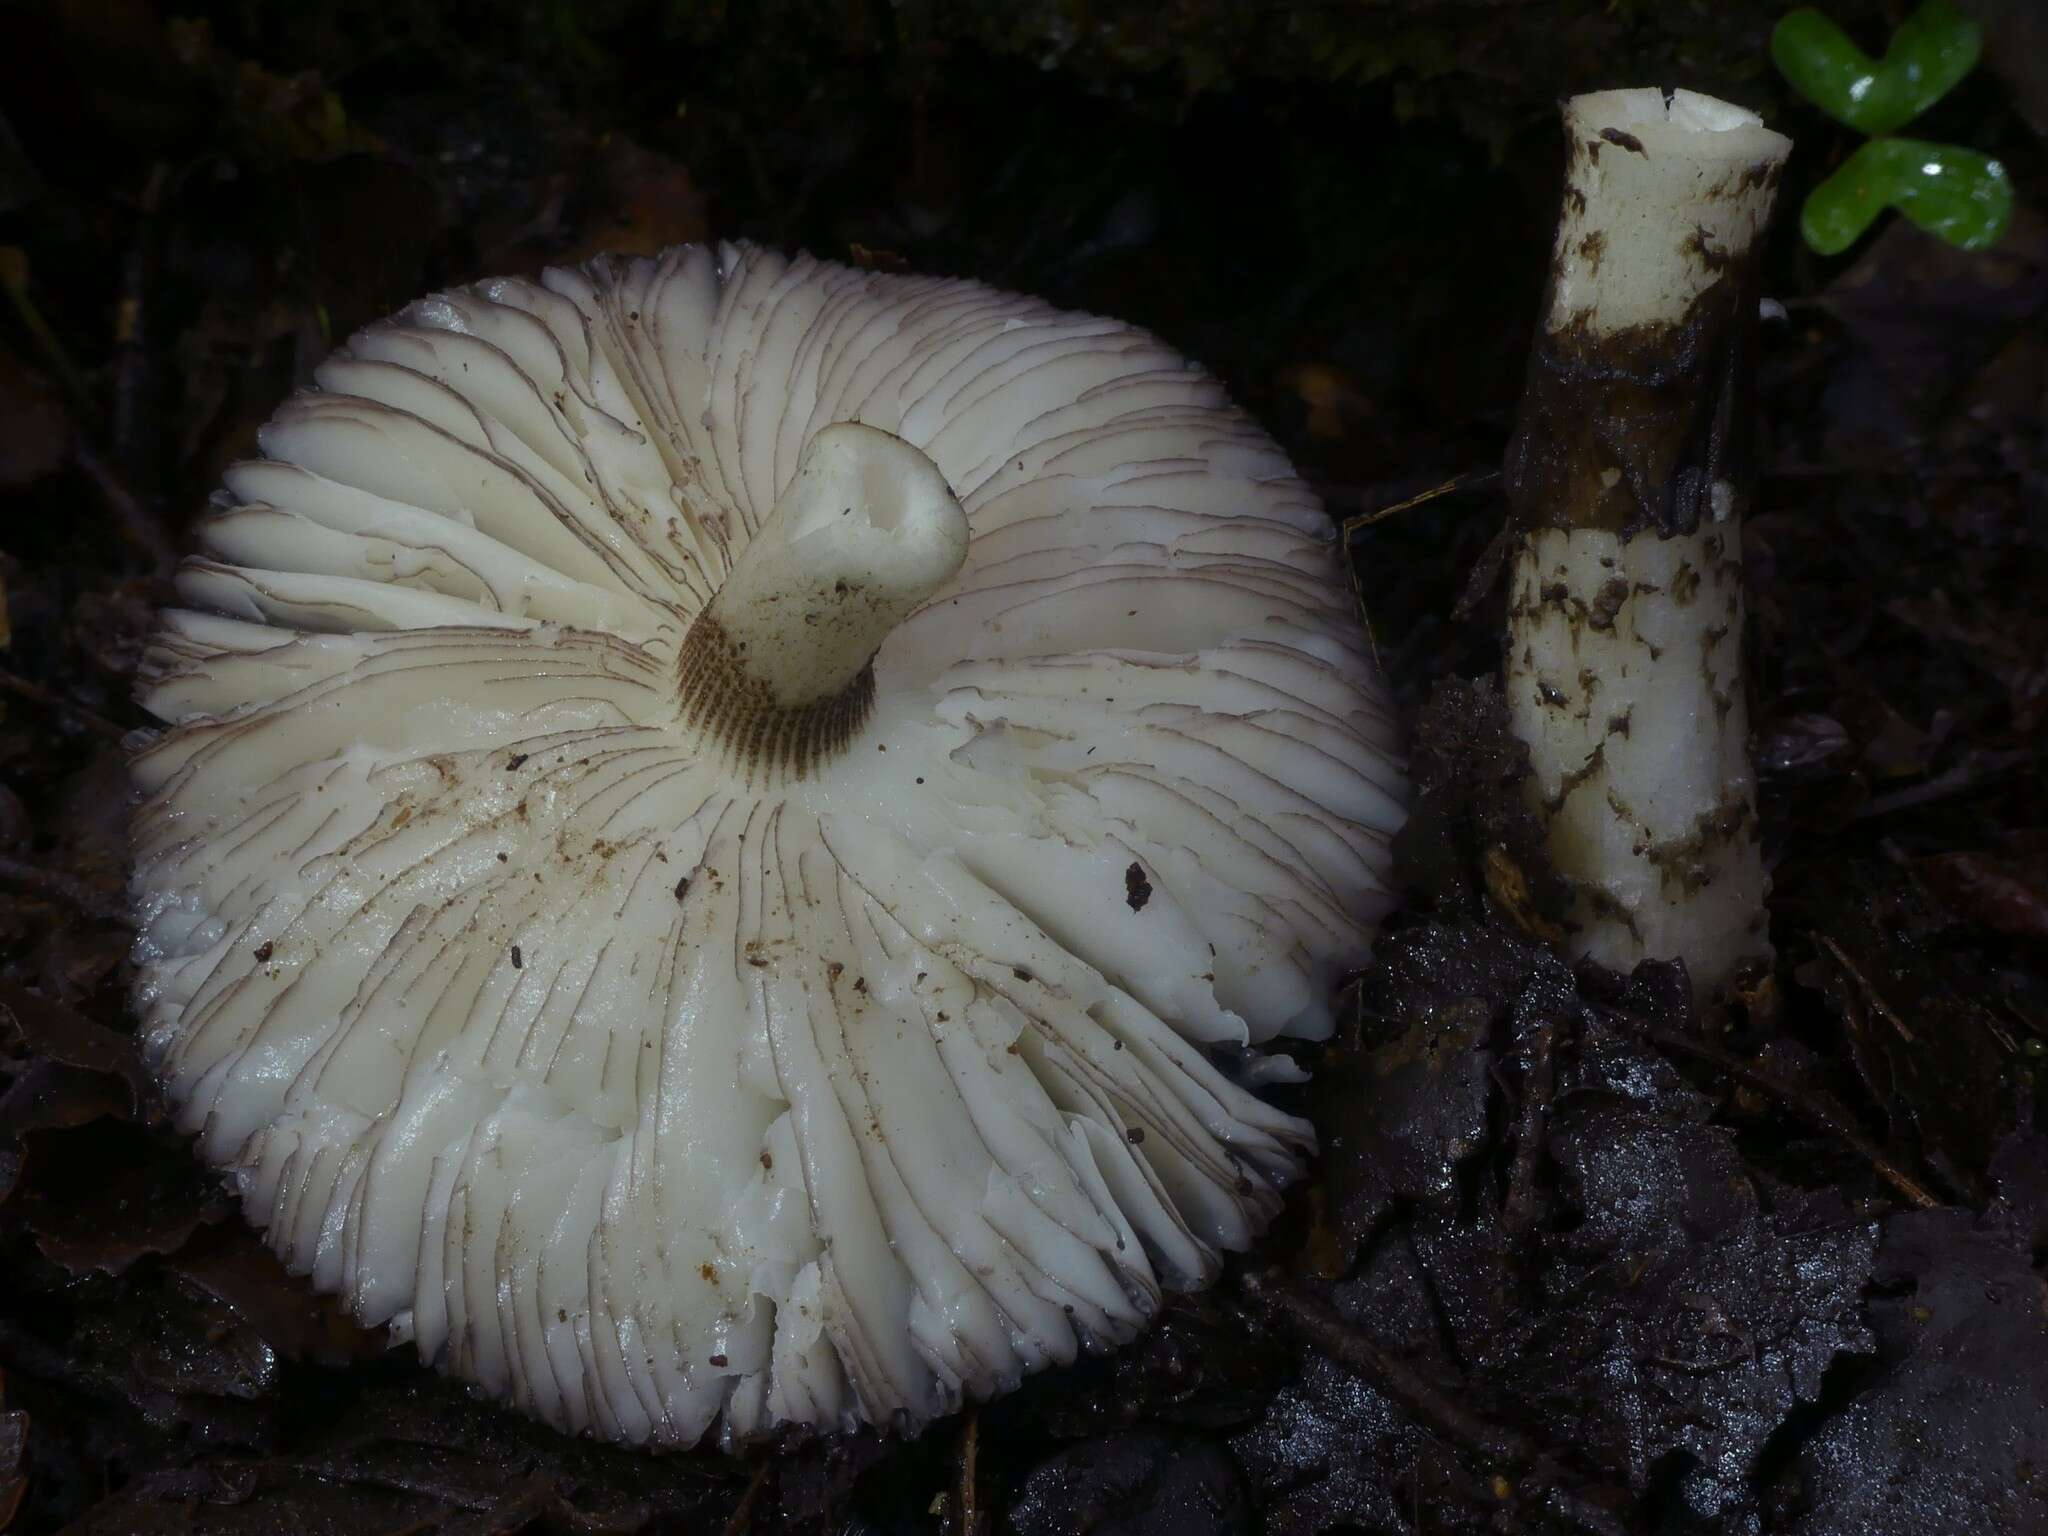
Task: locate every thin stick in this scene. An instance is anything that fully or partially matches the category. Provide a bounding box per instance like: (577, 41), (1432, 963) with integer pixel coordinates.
(1336, 468), (1500, 532)
(1853, 750), (2033, 821)
(1623, 1015), (1940, 1210)
(1814, 935), (1916, 1042)
(0, 669), (126, 740)
(0, 856), (130, 926)
(72, 441), (176, 574)
(1500, 1020), (1558, 1238)
(957, 1407), (982, 1536)
(1240, 1270), (1630, 1536)
(720, 1458), (773, 1536)
(0, 248), (92, 411)
(1335, 469), (1499, 668)
(113, 164), (170, 483)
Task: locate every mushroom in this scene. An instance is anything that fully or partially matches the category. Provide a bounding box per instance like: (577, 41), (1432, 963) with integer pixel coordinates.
(1502, 91), (1789, 995)
(128, 243), (1404, 1447)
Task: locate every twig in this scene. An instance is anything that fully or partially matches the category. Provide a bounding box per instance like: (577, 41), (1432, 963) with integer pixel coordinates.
(1814, 935), (1915, 1042)
(1243, 1270), (1521, 1460)
(0, 669), (126, 740)
(0, 856), (130, 926)
(112, 164), (170, 487)
(720, 1458), (772, 1536)
(0, 247), (92, 411)
(1238, 1270), (1631, 1536)
(377, 1507), (462, 1536)
(0, 172), (177, 573)
(1621, 1015), (1940, 1210)
(1332, 470), (1498, 669)
(1334, 468), (1501, 528)
(957, 1406), (982, 1536)
(1500, 1021), (1558, 1239)
(1853, 749), (2033, 821)
(277, 1456), (502, 1512)
(72, 441), (176, 574)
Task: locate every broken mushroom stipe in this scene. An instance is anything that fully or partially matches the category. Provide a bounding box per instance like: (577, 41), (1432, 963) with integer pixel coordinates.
(127, 243), (1405, 1449)
(1504, 89), (1788, 996)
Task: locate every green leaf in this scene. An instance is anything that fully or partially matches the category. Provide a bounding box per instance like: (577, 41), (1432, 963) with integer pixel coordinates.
(1801, 138), (2014, 255)
(1772, 0), (1981, 136)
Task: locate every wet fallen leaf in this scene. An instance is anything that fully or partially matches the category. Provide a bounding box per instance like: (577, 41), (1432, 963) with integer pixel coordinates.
(1959, 0), (2048, 138)
(0, 983), (154, 1117)
(54, 1369), (747, 1536)
(1009, 1431), (1251, 1536)
(1916, 849), (2048, 939)
(1820, 209), (2048, 450)
(1280, 362), (1377, 442)
(0, 1058), (132, 1139)
(1888, 590), (2048, 727)
(1315, 966), (1497, 1253)
(1023, 1293), (1290, 1440)
(0, 354), (67, 488)
(1481, 842), (1568, 941)
(1790, 1135), (2048, 1534)
(1756, 710), (1853, 781)
(0, 1369), (25, 1530)
(168, 1224), (389, 1369)
(563, 137), (709, 264)
(1504, 1073), (1876, 1517)
(1393, 676), (1572, 925)
(1798, 863), (2021, 1197)
(166, 18), (382, 163)
(1229, 1353), (1452, 1536)
(12, 1121), (227, 1275)
(296, 154), (444, 341)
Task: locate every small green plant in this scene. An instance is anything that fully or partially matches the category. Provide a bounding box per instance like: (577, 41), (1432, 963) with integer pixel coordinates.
(1771, 0), (2013, 254)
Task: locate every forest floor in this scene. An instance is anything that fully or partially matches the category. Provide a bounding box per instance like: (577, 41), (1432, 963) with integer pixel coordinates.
(0, 4), (2043, 1532)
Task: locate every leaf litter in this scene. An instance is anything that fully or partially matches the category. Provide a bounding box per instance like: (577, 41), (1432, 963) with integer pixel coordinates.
(0, 4), (2044, 1531)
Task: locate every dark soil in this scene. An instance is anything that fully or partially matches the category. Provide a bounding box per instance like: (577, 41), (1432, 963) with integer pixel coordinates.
(1, 4), (2044, 1533)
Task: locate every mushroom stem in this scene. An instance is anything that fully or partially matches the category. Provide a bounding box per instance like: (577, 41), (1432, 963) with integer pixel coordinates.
(678, 422), (969, 775)
(1501, 89), (1790, 996)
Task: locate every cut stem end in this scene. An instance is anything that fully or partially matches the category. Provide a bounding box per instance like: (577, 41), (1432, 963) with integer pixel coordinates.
(679, 422), (968, 777)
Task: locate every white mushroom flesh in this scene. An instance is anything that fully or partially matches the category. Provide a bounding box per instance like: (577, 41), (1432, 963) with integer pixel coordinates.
(128, 243), (1405, 1447)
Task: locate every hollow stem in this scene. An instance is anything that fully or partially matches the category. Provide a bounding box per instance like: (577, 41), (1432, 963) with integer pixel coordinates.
(1501, 89), (1790, 996)
(677, 422), (968, 778)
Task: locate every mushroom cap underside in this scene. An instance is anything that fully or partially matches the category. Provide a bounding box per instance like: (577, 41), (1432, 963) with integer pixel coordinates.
(129, 242), (1405, 1447)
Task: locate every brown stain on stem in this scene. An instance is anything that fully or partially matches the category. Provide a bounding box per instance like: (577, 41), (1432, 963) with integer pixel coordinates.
(1503, 139), (1782, 541)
